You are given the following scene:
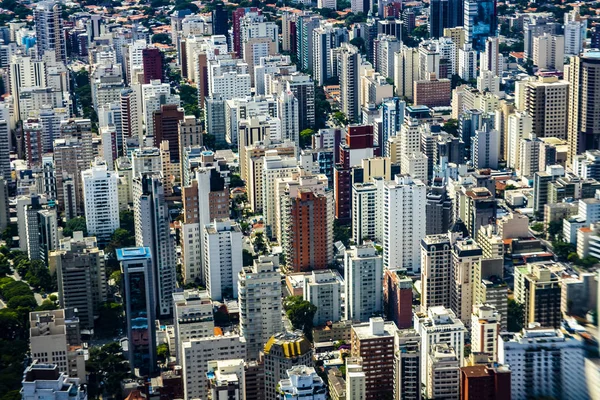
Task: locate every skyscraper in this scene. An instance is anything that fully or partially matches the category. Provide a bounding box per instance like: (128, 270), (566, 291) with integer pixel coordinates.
(464, 0), (497, 50)
(81, 163), (120, 244)
(118, 247), (157, 376)
(339, 43), (361, 123)
(429, 0), (464, 39)
(34, 1), (66, 62)
(133, 173), (176, 317)
(567, 51), (600, 165)
(345, 244), (383, 322)
(141, 47), (163, 84)
(203, 219), (243, 301)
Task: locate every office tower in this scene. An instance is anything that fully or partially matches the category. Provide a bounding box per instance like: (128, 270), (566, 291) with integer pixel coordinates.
(207, 359), (245, 400)
(81, 163), (119, 244)
(524, 76), (568, 140)
(382, 175), (427, 274)
(383, 269), (413, 329)
(345, 244), (383, 322)
(133, 173), (176, 317)
(464, 0), (497, 50)
(51, 233), (107, 329)
(339, 43), (361, 123)
(264, 331), (313, 399)
(427, 344), (460, 399)
(514, 263), (561, 329)
(394, 329), (421, 400)
(239, 255), (283, 360)
(203, 219), (242, 301)
(471, 304), (500, 361)
(21, 362), (86, 399)
(414, 307), (466, 389)
(141, 47), (162, 84)
(394, 46), (419, 101)
(153, 104), (184, 164)
(296, 13), (322, 71)
(24, 198), (58, 261)
(118, 247), (157, 376)
(498, 327), (586, 400)
(567, 51), (600, 165)
(533, 33), (564, 70)
(182, 333), (247, 399)
(212, 3), (228, 36)
(303, 270), (342, 325)
(380, 98), (405, 156)
(280, 179), (334, 272)
(278, 366), (327, 399)
(172, 290), (214, 363)
(460, 364), (511, 400)
(350, 318), (397, 399)
(34, 1), (66, 62)
(429, 0), (464, 38)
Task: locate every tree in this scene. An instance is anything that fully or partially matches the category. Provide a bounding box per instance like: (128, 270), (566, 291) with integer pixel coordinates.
(254, 232), (268, 255)
(63, 217), (87, 238)
(87, 343), (131, 398)
(180, 84), (200, 118)
(333, 220), (351, 246)
(507, 298), (524, 332)
(531, 223), (544, 232)
(300, 129), (315, 149)
(25, 260), (55, 292)
(548, 220), (563, 238)
(37, 299), (59, 311)
(1, 224), (17, 247)
(442, 119), (459, 136)
(552, 240), (575, 261)
(284, 296), (317, 340)
(411, 25), (428, 39)
(95, 302), (125, 338)
(333, 111), (347, 126)
(157, 343), (170, 363)
(230, 174), (245, 188)
(152, 33), (172, 45)
(243, 249), (255, 266)
(349, 37), (366, 53)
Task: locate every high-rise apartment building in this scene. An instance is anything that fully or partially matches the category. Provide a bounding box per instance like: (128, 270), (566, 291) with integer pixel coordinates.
(153, 104), (185, 163)
(524, 75), (568, 140)
(345, 244), (383, 322)
(471, 304), (500, 361)
(264, 331), (313, 399)
(172, 289), (214, 363)
(303, 270), (342, 325)
(567, 51), (600, 165)
(339, 43), (361, 123)
(81, 163), (119, 244)
(117, 247), (157, 376)
(513, 263), (562, 329)
(21, 362), (86, 400)
(382, 175), (426, 274)
(350, 318), (397, 399)
(133, 173), (176, 317)
(427, 344), (460, 400)
(498, 327), (587, 400)
(460, 364), (511, 400)
(51, 232), (107, 329)
(203, 219), (243, 301)
(451, 238), (483, 328)
(394, 329), (422, 400)
(383, 268), (413, 329)
(278, 366), (327, 400)
(34, 1), (66, 62)
(238, 255), (283, 360)
(207, 359), (245, 400)
(414, 306), (466, 390)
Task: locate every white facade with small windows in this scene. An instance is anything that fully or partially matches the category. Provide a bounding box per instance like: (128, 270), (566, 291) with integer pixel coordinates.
(81, 163), (119, 243)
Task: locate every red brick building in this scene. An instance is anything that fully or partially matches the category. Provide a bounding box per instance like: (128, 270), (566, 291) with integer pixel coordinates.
(460, 365), (511, 400)
(414, 74), (452, 108)
(383, 269), (413, 329)
(142, 47), (163, 84)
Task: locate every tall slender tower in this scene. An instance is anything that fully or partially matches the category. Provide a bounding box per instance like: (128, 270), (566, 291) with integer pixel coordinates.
(133, 172), (176, 316)
(34, 1), (66, 62)
(567, 52), (600, 165)
(339, 43), (361, 123)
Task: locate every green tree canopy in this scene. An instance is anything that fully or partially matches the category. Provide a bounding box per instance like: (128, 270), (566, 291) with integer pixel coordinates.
(300, 129), (315, 149)
(284, 295), (317, 340)
(152, 33), (172, 45)
(507, 298), (524, 332)
(63, 217), (87, 238)
(87, 342), (131, 398)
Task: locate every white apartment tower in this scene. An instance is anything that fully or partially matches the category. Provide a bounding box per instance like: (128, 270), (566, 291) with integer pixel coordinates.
(172, 289), (214, 363)
(203, 218), (243, 301)
(344, 244), (383, 322)
(81, 163), (119, 243)
(427, 344), (460, 400)
(382, 175), (427, 274)
(339, 43), (361, 123)
(238, 255), (283, 360)
(278, 90), (299, 146)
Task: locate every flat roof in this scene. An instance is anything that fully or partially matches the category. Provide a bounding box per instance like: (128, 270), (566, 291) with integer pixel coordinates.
(116, 247), (152, 260)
